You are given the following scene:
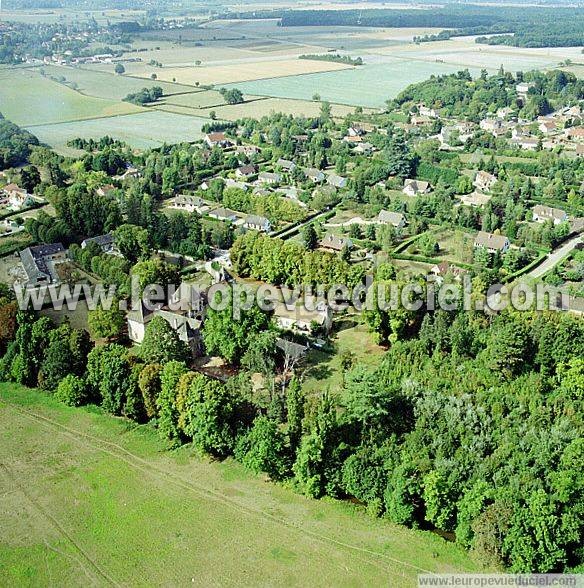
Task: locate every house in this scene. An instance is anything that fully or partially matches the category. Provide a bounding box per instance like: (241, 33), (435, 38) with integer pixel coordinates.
(353, 142), (375, 155)
(127, 302), (203, 356)
(511, 136), (539, 151)
(516, 82), (534, 95)
(576, 144), (584, 157)
(224, 179), (249, 191)
(480, 118), (506, 136)
(171, 195), (210, 214)
(19, 243), (66, 287)
(473, 170), (497, 192)
(257, 171), (282, 185)
(343, 135), (363, 144)
(565, 127), (584, 142)
(539, 120), (557, 134)
(430, 261), (466, 281)
(326, 174), (348, 189)
(411, 115), (432, 127)
(96, 184), (116, 198)
(236, 144), (260, 157)
(403, 179), (430, 197)
(235, 164), (257, 179)
(204, 132), (232, 149)
(319, 234), (353, 253)
(418, 105), (439, 118)
(114, 166), (141, 181)
(347, 125), (365, 137)
(81, 233), (117, 254)
(244, 215), (271, 233)
(532, 205), (568, 225)
(208, 207), (238, 223)
(277, 158), (296, 172)
(377, 210), (406, 229)
(305, 168), (325, 184)
(272, 301), (333, 335)
(497, 107), (514, 119)
(458, 191), (492, 207)
(474, 231), (510, 254)
(3, 184), (34, 210)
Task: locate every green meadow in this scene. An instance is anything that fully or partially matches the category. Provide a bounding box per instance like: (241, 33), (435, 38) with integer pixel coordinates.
(0, 384), (481, 586)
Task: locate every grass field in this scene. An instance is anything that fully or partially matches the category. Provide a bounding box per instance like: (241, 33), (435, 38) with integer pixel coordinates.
(0, 384), (481, 586)
(27, 111), (207, 154)
(0, 69), (143, 127)
(37, 65), (193, 101)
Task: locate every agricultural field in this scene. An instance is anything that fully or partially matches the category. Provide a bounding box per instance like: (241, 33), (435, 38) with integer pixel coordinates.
(0, 384), (480, 586)
(222, 58), (472, 108)
(0, 68), (143, 127)
(27, 111), (207, 155)
(133, 58), (355, 87)
(169, 96), (374, 120)
(37, 64), (193, 101)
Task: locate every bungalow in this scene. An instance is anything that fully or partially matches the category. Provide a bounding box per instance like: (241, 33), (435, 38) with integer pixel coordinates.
(532, 205), (568, 226)
(326, 174), (348, 189)
(172, 195), (210, 214)
(473, 170), (497, 193)
(20, 243), (67, 287)
(272, 301), (333, 335)
(305, 168), (325, 184)
(257, 171), (282, 185)
(319, 234), (353, 253)
(377, 210), (406, 229)
(81, 233), (118, 254)
(474, 231), (510, 254)
(403, 179), (430, 197)
(204, 132), (232, 149)
(208, 207), (238, 223)
(235, 164), (257, 179)
(277, 158), (296, 172)
(244, 215), (271, 233)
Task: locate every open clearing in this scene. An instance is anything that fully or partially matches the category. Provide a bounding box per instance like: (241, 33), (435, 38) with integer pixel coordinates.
(26, 111), (207, 154)
(0, 384), (480, 586)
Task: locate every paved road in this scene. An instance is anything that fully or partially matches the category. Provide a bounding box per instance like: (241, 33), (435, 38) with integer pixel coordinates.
(527, 233), (583, 279)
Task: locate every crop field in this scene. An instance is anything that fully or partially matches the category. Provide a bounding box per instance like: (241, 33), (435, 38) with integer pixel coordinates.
(134, 58), (354, 86)
(160, 89), (229, 110)
(221, 58), (473, 108)
(37, 65), (192, 101)
(0, 384), (480, 586)
(0, 68), (143, 127)
(26, 111), (207, 154)
(196, 96), (373, 120)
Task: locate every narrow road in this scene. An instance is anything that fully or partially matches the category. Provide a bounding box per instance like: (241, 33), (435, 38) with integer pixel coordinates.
(527, 233), (583, 279)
